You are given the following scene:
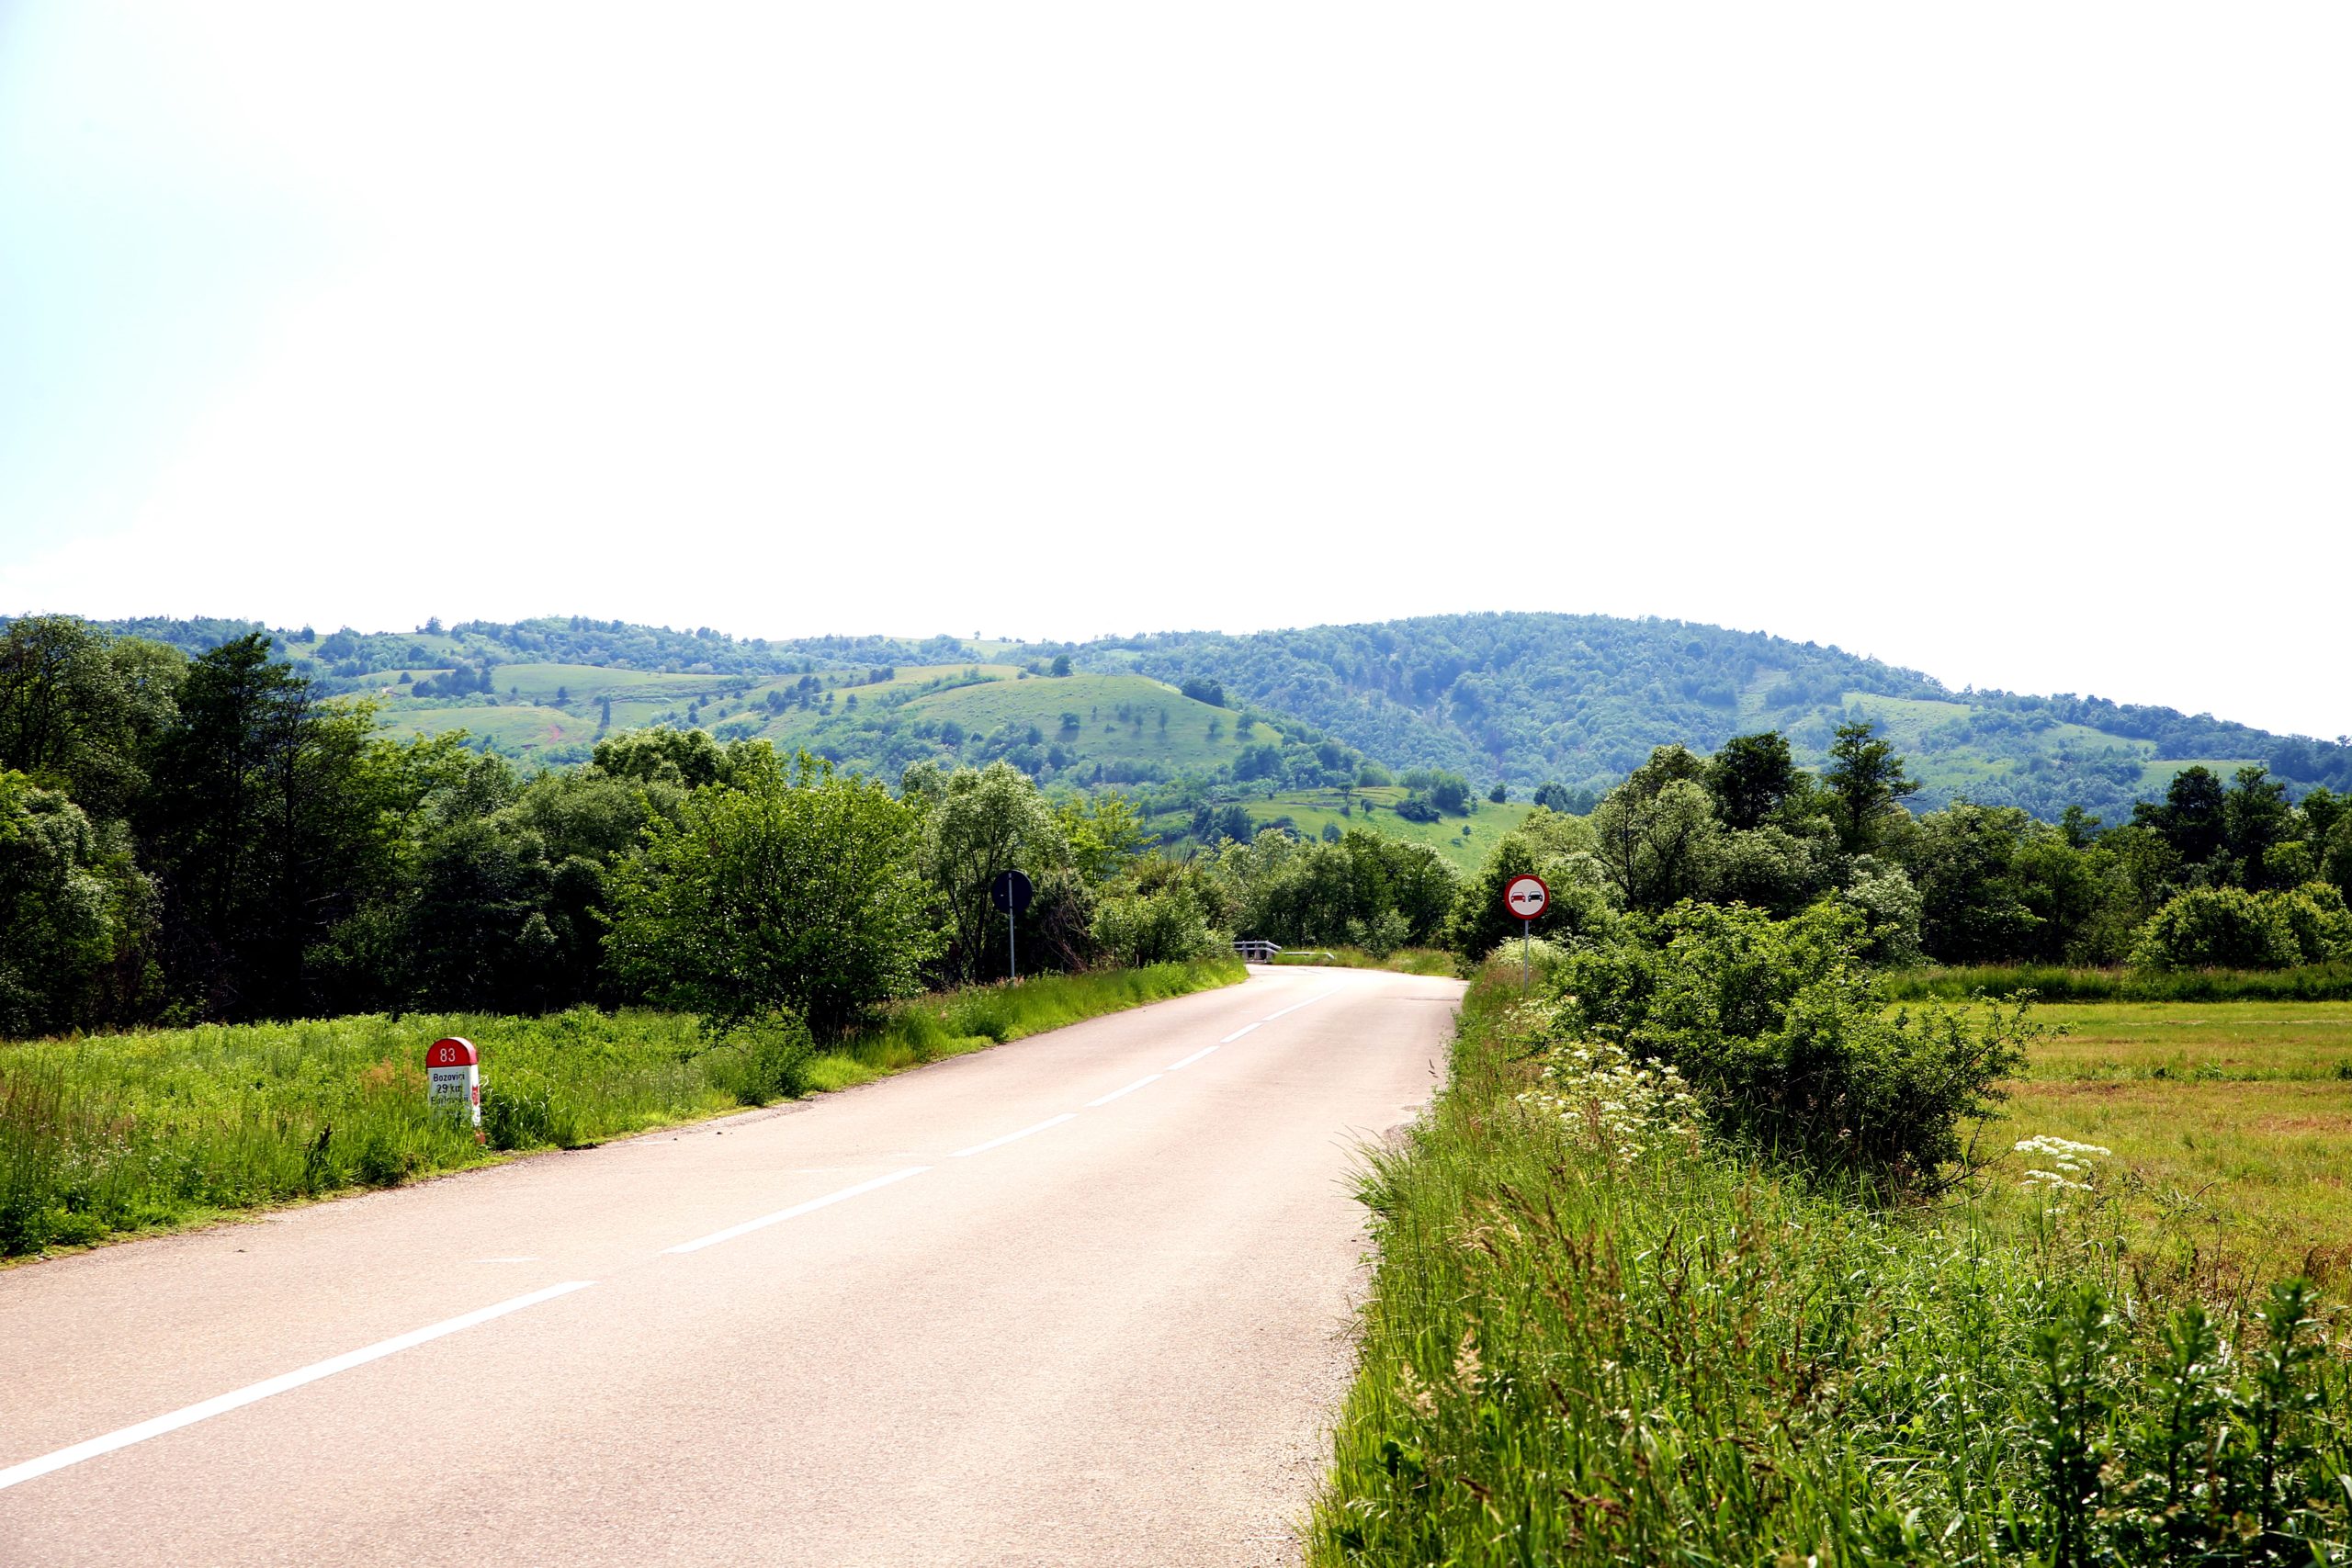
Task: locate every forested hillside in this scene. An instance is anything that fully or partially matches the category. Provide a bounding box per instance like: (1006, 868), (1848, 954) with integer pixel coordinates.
(42, 611), (2352, 826)
(1085, 613), (2352, 821)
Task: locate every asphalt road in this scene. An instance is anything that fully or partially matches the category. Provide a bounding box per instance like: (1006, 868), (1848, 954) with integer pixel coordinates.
(0, 964), (1461, 1567)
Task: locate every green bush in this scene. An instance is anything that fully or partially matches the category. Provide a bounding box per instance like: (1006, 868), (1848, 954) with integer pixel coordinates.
(1559, 900), (2032, 1192)
(1089, 886), (1220, 967)
(2130, 885), (2352, 970)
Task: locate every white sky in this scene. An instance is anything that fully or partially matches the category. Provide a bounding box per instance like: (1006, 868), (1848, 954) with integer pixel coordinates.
(3, 5), (2346, 739)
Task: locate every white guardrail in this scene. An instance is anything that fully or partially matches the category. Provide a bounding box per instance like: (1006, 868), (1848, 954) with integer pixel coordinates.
(1232, 939), (1283, 962)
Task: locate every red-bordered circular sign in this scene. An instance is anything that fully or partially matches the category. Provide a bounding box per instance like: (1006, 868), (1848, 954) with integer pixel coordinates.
(1501, 874), (1550, 921)
(427, 1037), (479, 1068)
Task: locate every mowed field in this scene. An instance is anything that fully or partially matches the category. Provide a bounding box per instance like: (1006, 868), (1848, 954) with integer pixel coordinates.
(1225, 788), (1538, 871)
(1975, 999), (2352, 1285)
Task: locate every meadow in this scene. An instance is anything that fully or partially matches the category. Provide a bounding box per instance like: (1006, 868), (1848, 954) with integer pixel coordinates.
(1978, 998), (2352, 1289)
(1309, 966), (2352, 1565)
(1214, 787), (1536, 871)
(0, 958), (1242, 1258)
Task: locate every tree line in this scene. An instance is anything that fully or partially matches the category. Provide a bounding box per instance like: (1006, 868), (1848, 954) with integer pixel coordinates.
(0, 619), (1223, 1040)
(1457, 722), (2352, 972)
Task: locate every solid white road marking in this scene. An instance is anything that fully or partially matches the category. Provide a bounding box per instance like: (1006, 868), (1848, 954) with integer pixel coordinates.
(950, 1114), (1077, 1159)
(1085, 1075), (1162, 1107)
(1263, 988), (1341, 1021)
(1219, 1022), (1261, 1043)
(0, 1280), (597, 1495)
(664, 1166), (931, 1254)
(1166, 1046), (1217, 1071)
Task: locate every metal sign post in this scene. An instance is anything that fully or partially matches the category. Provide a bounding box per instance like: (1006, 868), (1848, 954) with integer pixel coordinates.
(426, 1036), (483, 1145)
(1500, 874), (1550, 997)
(990, 870), (1035, 982)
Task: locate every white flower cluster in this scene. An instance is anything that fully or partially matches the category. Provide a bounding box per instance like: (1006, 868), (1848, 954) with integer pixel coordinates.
(2014, 1134), (2112, 1193)
(1517, 1036), (1700, 1162)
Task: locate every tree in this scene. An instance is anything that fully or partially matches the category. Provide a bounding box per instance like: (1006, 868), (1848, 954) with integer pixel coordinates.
(1823, 721), (1918, 854)
(2224, 765), (2295, 887)
(1704, 731), (1802, 831)
(0, 771), (151, 1035)
(1589, 750), (1720, 913)
(0, 616), (183, 822)
(2134, 766), (2227, 867)
(916, 761), (1069, 983)
(1053, 791), (1147, 884)
(1909, 803), (2041, 964)
(1487, 782), (1508, 805)
(605, 750), (937, 1033)
(140, 636), (435, 1019)
(1049, 654), (1072, 677)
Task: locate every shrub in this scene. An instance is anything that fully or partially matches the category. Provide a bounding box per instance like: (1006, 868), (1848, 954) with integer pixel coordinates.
(2131, 886), (2317, 970)
(1090, 886), (1219, 967)
(1558, 900), (2033, 1192)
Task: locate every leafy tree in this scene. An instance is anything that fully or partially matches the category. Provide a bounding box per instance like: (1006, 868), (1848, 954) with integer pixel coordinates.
(1909, 804), (2042, 964)
(1589, 750), (1719, 912)
(1487, 782), (1508, 804)
(1823, 721), (1918, 854)
(2134, 766), (2227, 867)
(0, 615), (183, 821)
(592, 727), (742, 790)
(914, 761), (1069, 983)
(2224, 765), (2295, 887)
(1049, 653), (1072, 677)
(1053, 791), (1147, 884)
(0, 771), (152, 1034)
(1704, 731), (1803, 831)
(606, 750), (937, 1033)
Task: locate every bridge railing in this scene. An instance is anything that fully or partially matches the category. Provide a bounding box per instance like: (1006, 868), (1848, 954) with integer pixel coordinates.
(1232, 939), (1283, 963)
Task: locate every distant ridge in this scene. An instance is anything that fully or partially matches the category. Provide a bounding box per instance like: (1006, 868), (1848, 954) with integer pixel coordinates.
(28, 610), (2350, 825)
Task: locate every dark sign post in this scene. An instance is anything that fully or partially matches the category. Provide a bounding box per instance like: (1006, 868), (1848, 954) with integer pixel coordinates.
(990, 869), (1035, 982)
(1501, 874), (1550, 996)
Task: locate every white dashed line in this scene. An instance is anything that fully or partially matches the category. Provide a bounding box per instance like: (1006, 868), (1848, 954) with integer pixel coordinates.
(950, 1114), (1077, 1159)
(1166, 1046), (1217, 1071)
(1220, 1023), (1261, 1043)
(0, 1280), (596, 1494)
(1263, 989), (1340, 1021)
(665, 1166), (930, 1254)
(1086, 1075), (1162, 1107)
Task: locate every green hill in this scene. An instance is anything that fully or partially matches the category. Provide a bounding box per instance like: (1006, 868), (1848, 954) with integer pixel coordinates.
(1082, 613), (2352, 822)
(57, 612), (2352, 826)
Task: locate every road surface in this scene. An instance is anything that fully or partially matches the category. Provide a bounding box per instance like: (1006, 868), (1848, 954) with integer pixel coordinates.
(0, 964), (1460, 1566)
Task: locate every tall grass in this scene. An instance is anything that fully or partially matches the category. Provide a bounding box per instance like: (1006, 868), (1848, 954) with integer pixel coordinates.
(1887, 960), (2352, 1003)
(0, 958), (1242, 1257)
(1310, 965), (2352, 1565)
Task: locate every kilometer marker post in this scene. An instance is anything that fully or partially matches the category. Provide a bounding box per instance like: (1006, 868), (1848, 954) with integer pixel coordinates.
(1501, 874), (1550, 998)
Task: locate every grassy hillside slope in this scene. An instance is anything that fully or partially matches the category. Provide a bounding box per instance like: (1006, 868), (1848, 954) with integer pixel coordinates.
(64, 612), (2351, 825)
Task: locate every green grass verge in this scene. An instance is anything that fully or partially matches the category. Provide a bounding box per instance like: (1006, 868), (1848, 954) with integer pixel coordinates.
(0, 958), (1242, 1258)
(1268, 946), (1462, 977)
(1887, 961), (2352, 1002)
(1309, 964), (2352, 1564)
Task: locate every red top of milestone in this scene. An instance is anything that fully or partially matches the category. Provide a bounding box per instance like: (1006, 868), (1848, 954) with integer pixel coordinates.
(427, 1037), (479, 1067)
